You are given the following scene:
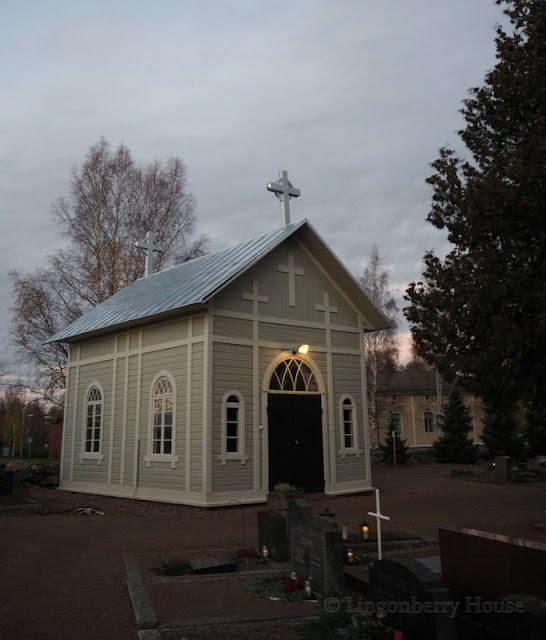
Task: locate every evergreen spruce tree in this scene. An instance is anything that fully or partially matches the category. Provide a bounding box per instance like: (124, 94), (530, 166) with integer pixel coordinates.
(433, 389), (476, 463)
(405, 1), (546, 411)
(380, 414), (409, 465)
(482, 402), (526, 459)
(525, 399), (546, 456)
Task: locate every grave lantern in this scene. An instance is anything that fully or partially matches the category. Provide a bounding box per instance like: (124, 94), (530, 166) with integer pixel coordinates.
(346, 548), (354, 563)
(360, 520), (370, 540)
(261, 545), (269, 558)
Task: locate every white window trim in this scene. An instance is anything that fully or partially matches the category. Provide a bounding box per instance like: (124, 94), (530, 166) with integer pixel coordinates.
(144, 371), (180, 468)
(338, 394), (361, 458)
(218, 390), (248, 465)
(80, 381), (105, 464)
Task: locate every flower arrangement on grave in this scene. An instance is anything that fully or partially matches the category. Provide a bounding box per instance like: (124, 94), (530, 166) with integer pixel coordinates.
(235, 548), (269, 568)
(247, 572), (317, 602)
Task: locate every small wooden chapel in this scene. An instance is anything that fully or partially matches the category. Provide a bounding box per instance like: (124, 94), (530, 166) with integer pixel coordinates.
(47, 171), (390, 506)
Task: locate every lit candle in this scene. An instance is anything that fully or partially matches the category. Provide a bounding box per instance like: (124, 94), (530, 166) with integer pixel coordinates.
(347, 548), (354, 563)
(304, 580), (312, 597)
(261, 545), (268, 558)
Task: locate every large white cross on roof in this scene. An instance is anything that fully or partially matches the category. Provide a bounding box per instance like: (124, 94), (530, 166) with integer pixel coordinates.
(135, 231), (164, 277)
(267, 170), (301, 228)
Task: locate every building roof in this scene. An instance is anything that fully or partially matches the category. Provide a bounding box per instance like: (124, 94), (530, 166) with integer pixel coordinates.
(377, 370), (444, 394)
(46, 218), (391, 344)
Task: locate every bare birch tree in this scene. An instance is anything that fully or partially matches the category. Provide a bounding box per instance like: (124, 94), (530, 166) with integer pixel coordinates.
(359, 246), (399, 448)
(10, 138), (206, 404)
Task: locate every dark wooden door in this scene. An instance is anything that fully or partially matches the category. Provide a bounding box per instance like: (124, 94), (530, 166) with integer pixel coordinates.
(267, 393), (324, 492)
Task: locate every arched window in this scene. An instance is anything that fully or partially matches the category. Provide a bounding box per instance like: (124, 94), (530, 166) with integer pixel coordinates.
(269, 358), (318, 392)
(339, 395), (361, 457)
(80, 383), (105, 463)
(145, 372), (179, 468)
(218, 391), (247, 465)
(86, 386), (102, 453)
(226, 394), (241, 453)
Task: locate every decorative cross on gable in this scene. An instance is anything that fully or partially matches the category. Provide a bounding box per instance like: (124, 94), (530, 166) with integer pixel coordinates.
(316, 292), (339, 324)
(135, 231), (164, 277)
(242, 280), (269, 314)
(278, 252), (304, 307)
(267, 170), (301, 228)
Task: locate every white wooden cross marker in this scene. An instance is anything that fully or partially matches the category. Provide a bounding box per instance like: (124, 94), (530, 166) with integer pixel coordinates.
(278, 252), (304, 307)
(267, 170), (301, 228)
(242, 280), (269, 314)
(135, 231), (164, 277)
(368, 488), (390, 560)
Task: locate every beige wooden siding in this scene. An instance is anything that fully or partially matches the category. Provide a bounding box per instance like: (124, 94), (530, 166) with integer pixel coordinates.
(123, 355), (140, 486)
(70, 360), (114, 484)
(192, 316), (205, 336)
(331, 353), (367, 481)
(79, 336), (116, 360)
(211, 343), (254, 492)
(259, 323), (325, 348)
(61, 368), (77, 480)
(190, 342), (204, 491)
(331, 330), (360, 350)
(213, 240), (359, 329)
(110, 356), (127, 484)
(137, 346), (188, 483)
(214, 316), (253, 340)
(142, 318), (189, 347)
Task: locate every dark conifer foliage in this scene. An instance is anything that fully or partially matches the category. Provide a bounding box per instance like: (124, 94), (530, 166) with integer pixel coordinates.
(433, 389), (476, 463)
(405, 1), (546, 410)
(380, 413), (409, 465)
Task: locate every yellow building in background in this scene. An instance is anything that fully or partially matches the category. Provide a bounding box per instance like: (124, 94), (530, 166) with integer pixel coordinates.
(375, 370), (484, 448)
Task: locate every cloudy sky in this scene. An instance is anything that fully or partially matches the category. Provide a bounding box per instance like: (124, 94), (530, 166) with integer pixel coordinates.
(1, 0), (504, 377)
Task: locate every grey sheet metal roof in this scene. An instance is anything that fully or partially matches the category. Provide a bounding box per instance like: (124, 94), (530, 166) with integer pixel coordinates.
(46, 220), (307, 343)
(46, 218), (391, 344)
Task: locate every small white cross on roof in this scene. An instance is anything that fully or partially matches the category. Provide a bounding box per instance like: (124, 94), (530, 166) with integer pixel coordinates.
(135, 231), (164, 277)
(267, 170), (301, 228)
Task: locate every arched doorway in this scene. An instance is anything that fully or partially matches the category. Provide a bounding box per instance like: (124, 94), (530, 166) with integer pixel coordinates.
(267, 357), (325, 492)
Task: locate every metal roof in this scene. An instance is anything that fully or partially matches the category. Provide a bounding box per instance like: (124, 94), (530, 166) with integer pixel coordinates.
(46, 218), (391, 344)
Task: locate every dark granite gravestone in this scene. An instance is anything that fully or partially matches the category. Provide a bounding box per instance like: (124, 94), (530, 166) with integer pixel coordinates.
(189, 555), (237, 575)
(257, 510), (289, 561)
(287, 498), (312, 539)
(291, 516), (344, 597)
(439, 527), (546, 600)
(368, 558), (456, 640)
(439, 527), (546, 639)
(494, 455), (512, 483)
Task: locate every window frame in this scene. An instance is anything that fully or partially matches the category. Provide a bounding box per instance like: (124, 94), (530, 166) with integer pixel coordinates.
(80, 382), (105, 464)
(218, 390), (248, 465)
(338, 394), (362, 458)
(424, 411), (435, 433)
(144, 371), (179, 468)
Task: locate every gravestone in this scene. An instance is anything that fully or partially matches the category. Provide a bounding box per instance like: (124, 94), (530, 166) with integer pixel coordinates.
(368, 557), (456, 640)
(291, 516), (344, 596)
(439, 527), (546, 639)
(257, 510), (289, 561)
(287, 498), (312, 539)
(439, 526), (546, 600)
(494, 455), (512, 483)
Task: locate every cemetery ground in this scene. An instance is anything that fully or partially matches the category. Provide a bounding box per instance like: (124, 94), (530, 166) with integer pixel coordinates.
(1, 461), (545, 640)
